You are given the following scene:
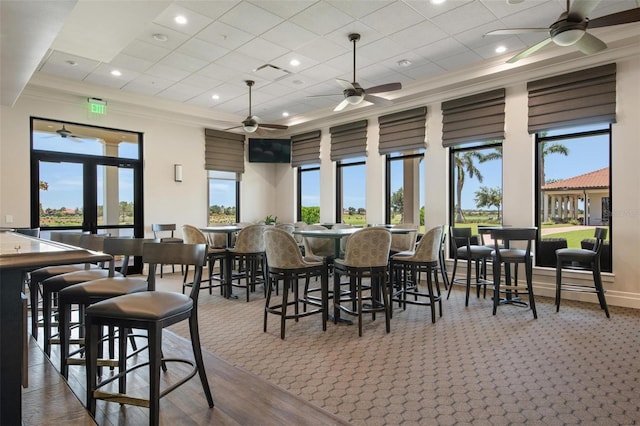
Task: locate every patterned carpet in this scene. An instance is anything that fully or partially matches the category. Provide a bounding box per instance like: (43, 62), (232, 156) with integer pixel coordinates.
(159, 273), (640, 425)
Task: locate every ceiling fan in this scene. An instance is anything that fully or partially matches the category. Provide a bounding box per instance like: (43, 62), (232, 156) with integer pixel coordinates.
(485, 0), (640, 63)
(41, 124), (83, 142)
(313, 33), (402, 112)
(225, 80), (288, 133)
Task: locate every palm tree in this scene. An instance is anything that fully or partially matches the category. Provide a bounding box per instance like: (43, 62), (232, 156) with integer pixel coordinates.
(454, 147), (502, 223)
(540, 141), (569, 185)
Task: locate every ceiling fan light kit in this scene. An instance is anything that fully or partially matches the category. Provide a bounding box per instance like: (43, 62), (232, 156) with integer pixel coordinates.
(224, 80), (289, 133)
(485, 0), (640, 63)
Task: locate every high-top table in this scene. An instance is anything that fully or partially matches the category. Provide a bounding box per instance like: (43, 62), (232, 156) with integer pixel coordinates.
(0, 231), (112, 425)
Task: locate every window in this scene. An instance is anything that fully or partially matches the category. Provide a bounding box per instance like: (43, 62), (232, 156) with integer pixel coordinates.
(208, 171), (239, 224)
(535, 124), (611, 271)
(336, 156), (366, 225)
(449, 141), (503, 236)
(297, 165), (320, 224)
(386, 151), (424, 230)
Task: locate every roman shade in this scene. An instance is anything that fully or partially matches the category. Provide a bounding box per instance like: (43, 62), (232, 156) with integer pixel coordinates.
(378, 107), (427, 155)
(204, 129), (245, 174)
(527, 63), (616, 134)
(441, 88), (505, 147)
(330, 120), (368, 161)
(290, 130), (321, 167)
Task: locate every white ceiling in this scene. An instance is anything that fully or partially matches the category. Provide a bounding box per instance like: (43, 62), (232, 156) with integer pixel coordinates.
(2, 0), (639, 128)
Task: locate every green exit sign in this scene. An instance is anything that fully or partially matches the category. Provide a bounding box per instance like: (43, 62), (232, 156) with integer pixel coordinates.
(88, 98), (106, 115)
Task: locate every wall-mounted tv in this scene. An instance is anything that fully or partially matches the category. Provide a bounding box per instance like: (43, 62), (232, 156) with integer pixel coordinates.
(248, 138), (291, 163)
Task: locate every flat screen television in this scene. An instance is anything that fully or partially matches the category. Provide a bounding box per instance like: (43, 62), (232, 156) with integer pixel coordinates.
(248, 138), (291, 163)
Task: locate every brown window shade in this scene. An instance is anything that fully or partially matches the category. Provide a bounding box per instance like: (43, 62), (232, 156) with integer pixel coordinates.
(441, 88), (505, 147)
(330, 120), (368, 161)
(204, 129), (245, 173)
(527, 63), (616, 134)
(378, 107), (427, 155)
(290, 130), (321, 167)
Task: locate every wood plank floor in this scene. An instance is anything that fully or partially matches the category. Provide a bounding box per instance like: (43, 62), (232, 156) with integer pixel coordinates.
(23, 331), (349, 425)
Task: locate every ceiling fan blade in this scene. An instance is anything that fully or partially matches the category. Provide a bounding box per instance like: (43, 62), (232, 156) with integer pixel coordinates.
(259, 123), (289, 130)
(335, 78), (355, 91)
(506, 37), (553, 63)
(224, 125), (242, 131)
(307, 93), (342, 98)
(588, 8), (640, 29)
(484, 28), (548, 36)
(568, 0), (601, 21)
(364, 94), (393, 106)
(334, 98), (350, 112)
(575, 32), (607, 54)
(366, 82), (402, 94)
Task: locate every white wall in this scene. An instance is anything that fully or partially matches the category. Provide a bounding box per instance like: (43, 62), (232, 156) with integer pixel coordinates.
(1, 55), (639, 308)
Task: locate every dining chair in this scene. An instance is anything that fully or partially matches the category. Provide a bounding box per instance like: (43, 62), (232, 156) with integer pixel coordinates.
(84, 242), (214, 426)
(389, 223), (418, 255)
(227, 224), (267, 301)
(490, 227), (538, 318)
(151, 223), (183, 277)
(333, 227), (392, 336)
(263, 228), (328, 339)
(446, 226), (493, 306)
(555, 227), (610, 317)
(390, 225), (444, 323)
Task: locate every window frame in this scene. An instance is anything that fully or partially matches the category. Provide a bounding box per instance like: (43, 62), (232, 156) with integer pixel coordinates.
(385, 151), (424, 225)
(297, 164), (320, 223)
(336, 157), (366, 224)
(207, 171), (240, 225)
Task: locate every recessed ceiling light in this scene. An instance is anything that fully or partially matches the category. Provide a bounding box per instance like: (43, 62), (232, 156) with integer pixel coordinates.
(430, 0), (446, 4)
(152, 33), (168, 42)
(289, 59), (300, 67)
(495, 45), (507, 53)
(282, 112), (289, 117)
(174, 15), (187, 25)
(211, 94), (220, 100)
(110, 70), (122, 77)
(397, 59), (412, 67)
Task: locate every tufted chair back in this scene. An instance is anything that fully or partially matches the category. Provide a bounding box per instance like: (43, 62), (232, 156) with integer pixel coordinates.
(341, 227), (391, 268)
(264, 228), (309, 269)
(233, 224), (266, 253)
(302, 225), (335, 258)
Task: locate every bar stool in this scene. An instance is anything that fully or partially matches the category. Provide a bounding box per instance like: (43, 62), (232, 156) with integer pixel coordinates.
(490, 227), (538, 318)
(182, 225), (226, 295)
(85, 242), (213, 425)
(227, 224), (267, 301)
(57, 237), (153, 378)
(390, 225), (444, 323)
(447, 226), (493, 306)
(263, 228), (328, 339)
(151, 223), (183, 278)
(333, 227), (392, 336)
(555, 227), (610, 317)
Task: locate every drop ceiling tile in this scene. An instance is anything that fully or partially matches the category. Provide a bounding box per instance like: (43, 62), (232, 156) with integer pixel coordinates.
(436, 49), (483, 71)
(236, 37), (290, 62)
(323, 21), (384, 47)
(196, 62), (239, 82)
(121, 39), (172, 63)
(180, 73), (224, 90)
(388, 20), (449, 51)
(40, 50), (100, 73)
(294, 37), (348, 63)
(178, 0), (240, 20)
(327, 0), (389, 19)
(357, 37), (409, 62)
(359, 2), (426, 36)
(474, 36), (527, 60)
(108, 53), (154, 73)
(396, 60), (445, 80)
(215, 51), (266, 74)
(184, 91), (227, 109)
(288, 2), (354, 36)
(479, 0), (549, 19)
(248, 0), (317, 19)
(136, 23), (191, 50)
(156, 82), (209, 102)
(403, 0), (475, 19)
(38, 62), (92, 81)
(429, 1), (498, 35)
(270, 51), (319, 73)
(176, 38), (230, 63)
(260, 21), (319, 51)
(296, 63), (342, 83)
(152, 3), (214, 35)
(84, 64), (141, 89)
(159, 51), (208, 73)
(498, 1), (565, 29)
(218, 2), (283, 36)
(195, 21), (255, 50)
(413, 37), (470, 61)
(122, 74), (175, 96)
(456, 20), (507, 49)
(145, 63), (192, 81)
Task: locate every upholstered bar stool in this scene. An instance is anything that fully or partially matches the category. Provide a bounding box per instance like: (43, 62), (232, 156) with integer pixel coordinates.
(227, 224), (267, 301)
(85, 242), (213, 426)
(57, 237), (152, 378)
(446, 226), (493, 306)
(263, 228), (328, 339)
(333, 227), (392, 336)
(302, 225), (337, 305)
(490, 227), (538, 318)
(390, 226), (444, 323)
(40, 234), (118, 356)
(555, 227), (610, 317)
(182, 225), (226, 295)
